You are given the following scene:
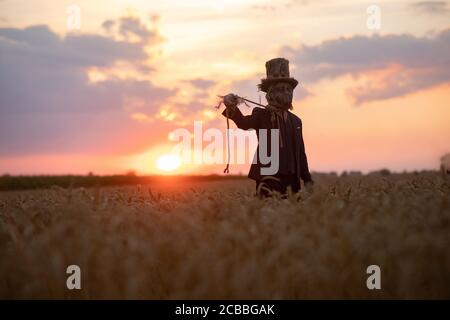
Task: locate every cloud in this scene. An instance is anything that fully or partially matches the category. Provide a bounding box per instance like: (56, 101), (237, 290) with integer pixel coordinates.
(250, 4), (277, 12)
(186, 78), (217, 90)
(229, 78), (263, 103)
(101, 19), (115, 32)
(410, 1), (450, 14)
(0, 20), (175, 156)
(285, 0), (310, 7)
(250, 0), (310, 11)
(282, 29), (450, 104)
(102, 16), (162, 43)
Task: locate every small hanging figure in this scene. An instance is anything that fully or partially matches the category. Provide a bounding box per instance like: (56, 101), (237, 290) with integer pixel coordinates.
(220, 57), (314, 197)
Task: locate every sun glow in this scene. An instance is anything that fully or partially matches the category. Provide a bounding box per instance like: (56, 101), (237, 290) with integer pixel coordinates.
(156, 154), (181, 172)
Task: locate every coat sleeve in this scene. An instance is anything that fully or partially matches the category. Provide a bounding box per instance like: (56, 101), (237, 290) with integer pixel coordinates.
(298, 119), (313, 183)
(221, 107), (261, 130)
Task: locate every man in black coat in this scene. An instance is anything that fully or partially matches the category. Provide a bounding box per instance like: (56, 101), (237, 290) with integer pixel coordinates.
(222, 57), (313, 196)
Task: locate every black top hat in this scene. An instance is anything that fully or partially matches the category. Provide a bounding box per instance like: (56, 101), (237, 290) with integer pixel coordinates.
(258, 57), (299, 93)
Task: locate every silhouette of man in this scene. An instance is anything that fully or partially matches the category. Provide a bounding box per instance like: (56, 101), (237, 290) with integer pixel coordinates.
(222, 57), (313, 196)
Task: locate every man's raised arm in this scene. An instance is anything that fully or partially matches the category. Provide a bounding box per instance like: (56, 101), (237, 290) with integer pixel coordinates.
(221, 93), (260, 130)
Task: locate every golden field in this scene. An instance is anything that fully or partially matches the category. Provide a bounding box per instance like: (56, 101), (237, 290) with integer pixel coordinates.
(0, 172), (449, 299)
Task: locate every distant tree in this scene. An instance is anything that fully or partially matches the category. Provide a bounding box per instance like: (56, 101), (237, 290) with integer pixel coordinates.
(440, 153), (450, 176)
(126, 170), (137, 177)
(368, 169), (391, 176)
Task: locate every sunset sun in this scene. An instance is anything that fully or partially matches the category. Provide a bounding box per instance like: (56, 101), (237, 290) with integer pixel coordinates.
(156, 154), (181, 172)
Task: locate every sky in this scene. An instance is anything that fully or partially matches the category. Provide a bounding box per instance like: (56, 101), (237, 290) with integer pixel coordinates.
(0, 0), (449, 175)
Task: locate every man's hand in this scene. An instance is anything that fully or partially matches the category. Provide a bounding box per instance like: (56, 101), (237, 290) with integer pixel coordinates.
(223, 93), (239, 109)
(304, 180), (314, 193)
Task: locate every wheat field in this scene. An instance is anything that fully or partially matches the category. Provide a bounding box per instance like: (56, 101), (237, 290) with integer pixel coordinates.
(0, 172), (449, 299)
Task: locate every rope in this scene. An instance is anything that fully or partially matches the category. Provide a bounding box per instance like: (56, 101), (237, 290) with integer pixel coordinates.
(217, 95), (252, 174)
(223, 107), (230, 174)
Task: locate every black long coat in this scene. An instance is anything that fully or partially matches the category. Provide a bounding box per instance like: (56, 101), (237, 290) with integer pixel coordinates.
(222, 107), (312, 183)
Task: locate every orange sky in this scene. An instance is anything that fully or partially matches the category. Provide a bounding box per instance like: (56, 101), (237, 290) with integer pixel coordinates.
(0, 0), (449, 175)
